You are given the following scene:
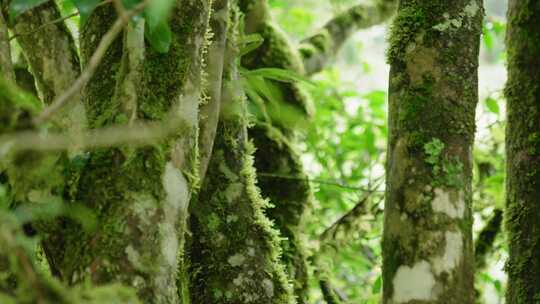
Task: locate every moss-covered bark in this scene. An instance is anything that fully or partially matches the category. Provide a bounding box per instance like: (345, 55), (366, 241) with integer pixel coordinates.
(382, 0), (482, 303)
(188, 6), (294, 302)
(504, 1), (540, 303)
(11, 1), (85, 130)
(237, 2), (313, 302)
(46, 1), (211, 302)
(250, 126), (311, 302)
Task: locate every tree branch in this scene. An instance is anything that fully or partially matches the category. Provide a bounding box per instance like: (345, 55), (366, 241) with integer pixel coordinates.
(257, 172), (377, 191)
(319, 180), (383, 244)
(299, 0), (397, 75)
(475, 208), (503, 270)
(199, 0), (229, 182)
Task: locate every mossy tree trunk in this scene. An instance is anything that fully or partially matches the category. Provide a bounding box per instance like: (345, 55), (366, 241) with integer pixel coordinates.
(382, 0), (482, 303)
(188, 3), (295, 303)
(42, 1), (211, 302)
(505, 1), (540, 303)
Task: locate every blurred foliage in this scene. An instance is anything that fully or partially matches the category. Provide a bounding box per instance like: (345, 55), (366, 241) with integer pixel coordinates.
(269, 0), (508, 303)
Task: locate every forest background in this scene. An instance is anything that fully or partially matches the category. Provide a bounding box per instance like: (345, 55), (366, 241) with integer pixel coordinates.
(0, 0), (508, 303)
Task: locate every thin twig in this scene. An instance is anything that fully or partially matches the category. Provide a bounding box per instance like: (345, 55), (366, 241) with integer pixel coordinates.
(0, 115), (185, 153)
(112, 0), (129, 23)
(33, 0), (147, 125)
(257, 172), (380, 191)
(319, 180), (384, 243)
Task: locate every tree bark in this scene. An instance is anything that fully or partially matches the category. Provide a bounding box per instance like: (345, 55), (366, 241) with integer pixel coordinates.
(188, 5), (294, 303)
(382, 0), (482, 303)
(505, 1), (540, 302)
(51, 1), (210, 302)
(11, 1), (85, 130)
(237, 2), (314, 301)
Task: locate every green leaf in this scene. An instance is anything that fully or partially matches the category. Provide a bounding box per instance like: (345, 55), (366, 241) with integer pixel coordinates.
(145, 19), (172, 53)
(243, 68), (315, 86)
(239, 34), (264, 57)
(145, 0), (175, 28)
(143, 0), (174, 53)
(485, 97), (500, 114)
(8, 0), (48, 19)
(372, 276), (382, 294)
(72, 0), (100, 25)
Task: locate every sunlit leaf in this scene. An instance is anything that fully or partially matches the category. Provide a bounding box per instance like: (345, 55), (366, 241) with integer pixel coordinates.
(485, 97), (500, 114)
(145, 0), (175, 28)
(145, 19), (172, 53)
(372, 276), (382, 294)
(243, 68), (315, 86)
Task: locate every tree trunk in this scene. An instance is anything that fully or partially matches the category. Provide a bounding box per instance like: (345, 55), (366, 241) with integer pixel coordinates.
(188, 4), (294, 303)
(48, 2), (210, 302)
(382, 0), (482, 303)
(505, 1), (540, 302)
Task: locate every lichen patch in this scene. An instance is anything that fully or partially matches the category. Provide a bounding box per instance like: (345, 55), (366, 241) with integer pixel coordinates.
(392, 260), (437, 303)
(431, 188), (465, 219)
(228, 254), (246, 267)
(431, 231), (463, 275)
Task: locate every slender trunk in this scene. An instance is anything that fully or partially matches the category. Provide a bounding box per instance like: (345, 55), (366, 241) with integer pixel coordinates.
(238, 2), (313, 301)
(188, 5), (294, 303)
(382, 0), (482, 303)
(505, 1), (540, 302)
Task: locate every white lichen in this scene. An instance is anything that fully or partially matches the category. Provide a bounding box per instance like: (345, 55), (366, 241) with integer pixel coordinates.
(228, 254), (246, 267)
(262, 279), (274, 297)
(392, 260), (437, 303)
(433, 0), (480, 32)
(431, 188), (465, 219)
(431, 231), (463, 275)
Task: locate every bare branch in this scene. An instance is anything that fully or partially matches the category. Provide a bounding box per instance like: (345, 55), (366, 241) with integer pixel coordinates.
(299, 0), (397, 75)
(199, 0), (229, 181)
(319, 180), (383, 243)
(33, 0), (147, 125)
(475, 208), (503, 270)
(0, 111), (189, 154)
(257, 172), (378, 191)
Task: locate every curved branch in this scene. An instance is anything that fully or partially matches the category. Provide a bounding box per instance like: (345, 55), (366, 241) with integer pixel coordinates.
(475, 209), (503, 270)
(299, 0), (397, 75)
